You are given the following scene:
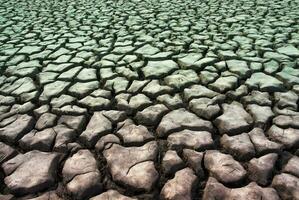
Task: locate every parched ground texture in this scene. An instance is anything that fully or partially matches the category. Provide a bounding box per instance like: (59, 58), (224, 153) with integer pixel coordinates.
(0, 0), (299, 199)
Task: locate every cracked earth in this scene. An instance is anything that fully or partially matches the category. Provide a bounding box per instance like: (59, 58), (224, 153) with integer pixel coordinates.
(0, 0), (299, 199)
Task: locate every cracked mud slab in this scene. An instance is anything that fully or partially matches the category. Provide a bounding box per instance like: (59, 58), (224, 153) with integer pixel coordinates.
(0, 0), (299, 199)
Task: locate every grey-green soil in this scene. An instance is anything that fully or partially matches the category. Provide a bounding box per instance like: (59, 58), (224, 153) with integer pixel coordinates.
(0, 0), (299, 199)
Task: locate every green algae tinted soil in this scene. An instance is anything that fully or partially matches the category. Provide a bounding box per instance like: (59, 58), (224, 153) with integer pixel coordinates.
(0, 0), (299, 199)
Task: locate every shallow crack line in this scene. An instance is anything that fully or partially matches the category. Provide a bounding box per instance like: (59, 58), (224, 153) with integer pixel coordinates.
(0, 114), (18, 127)
(65, 170), (95, 184)
(125, 159), (153, 175)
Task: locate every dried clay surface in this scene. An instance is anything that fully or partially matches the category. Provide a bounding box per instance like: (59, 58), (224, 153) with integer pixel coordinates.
(0, 0), (299, 199)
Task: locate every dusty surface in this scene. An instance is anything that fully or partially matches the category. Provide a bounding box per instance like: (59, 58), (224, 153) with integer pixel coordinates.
(0, 0), (299, 199)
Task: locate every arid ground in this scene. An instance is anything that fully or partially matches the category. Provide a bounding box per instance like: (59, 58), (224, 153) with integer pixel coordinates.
(0, 0), (299, 199)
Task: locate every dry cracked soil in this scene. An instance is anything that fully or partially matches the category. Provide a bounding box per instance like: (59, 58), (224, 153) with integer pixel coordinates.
(0, 0), (299, 199)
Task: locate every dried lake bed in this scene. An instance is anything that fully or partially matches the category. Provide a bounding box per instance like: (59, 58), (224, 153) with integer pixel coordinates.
(0, 0), (299, 199)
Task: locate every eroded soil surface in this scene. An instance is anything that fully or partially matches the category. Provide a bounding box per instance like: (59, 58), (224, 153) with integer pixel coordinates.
(0, 0), (299, 199)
